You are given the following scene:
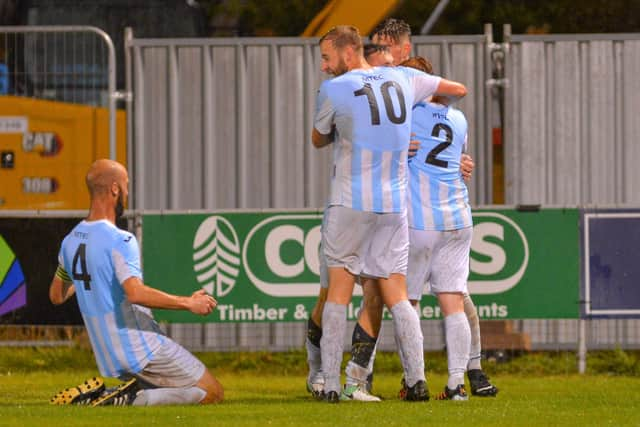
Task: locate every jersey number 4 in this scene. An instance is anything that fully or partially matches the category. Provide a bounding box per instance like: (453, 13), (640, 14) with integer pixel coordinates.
(426, 123), (453, 168)
(354, 81), (406, 125)
(72, 243), (92, 290)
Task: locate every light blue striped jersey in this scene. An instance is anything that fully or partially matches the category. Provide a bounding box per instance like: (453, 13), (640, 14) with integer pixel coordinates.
(314, 66), (441, 213)
(407, 101), (472, 231)
(58, 220), (165, 378)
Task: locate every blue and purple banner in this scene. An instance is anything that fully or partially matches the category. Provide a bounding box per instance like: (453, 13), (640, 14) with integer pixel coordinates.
(0, 235), (26, 316)
(582, 210), (640, 317)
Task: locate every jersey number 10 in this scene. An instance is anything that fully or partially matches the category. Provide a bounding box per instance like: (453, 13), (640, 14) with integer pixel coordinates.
(354, 81), (406, 125)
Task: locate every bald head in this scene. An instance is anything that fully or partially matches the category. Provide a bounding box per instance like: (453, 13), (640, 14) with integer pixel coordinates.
(86, 159), (127, 198)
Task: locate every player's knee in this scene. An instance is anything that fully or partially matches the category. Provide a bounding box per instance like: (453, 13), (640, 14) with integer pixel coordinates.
(197, 370), (224, 404)
(200, 380), (224, 404)
(204, 380), (224, 404)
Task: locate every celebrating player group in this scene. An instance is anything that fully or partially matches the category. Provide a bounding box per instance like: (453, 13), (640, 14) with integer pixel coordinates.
(47, 17), (497, 407)
(306, 18), (498, 403)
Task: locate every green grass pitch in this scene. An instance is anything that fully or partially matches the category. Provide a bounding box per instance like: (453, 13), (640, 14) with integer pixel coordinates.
(1, 370), (640, 426)
(1, 348), (640, 426)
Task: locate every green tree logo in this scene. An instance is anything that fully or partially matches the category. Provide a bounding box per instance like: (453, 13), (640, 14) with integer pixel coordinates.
(193, 216), (241, 298)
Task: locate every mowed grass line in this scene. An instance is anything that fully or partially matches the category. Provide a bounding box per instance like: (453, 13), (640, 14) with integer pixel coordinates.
(1, 371), (639, 426)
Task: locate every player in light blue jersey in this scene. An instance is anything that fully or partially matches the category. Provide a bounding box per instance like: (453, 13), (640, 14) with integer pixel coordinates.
(305, 43), (393, 403)
(372, 19), (498, 398)
(49, 159), (223, 406)
(314, 48), (459, 213)
(312, 25), (467, 403)
(403, 56), (473, 401)
(407, 87), (472, 232)
(306, 41), (475, 402)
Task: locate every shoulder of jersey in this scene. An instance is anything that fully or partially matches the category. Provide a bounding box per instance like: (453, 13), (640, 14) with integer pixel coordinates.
(116, 229), (135, 244)
(331, 72), (353, 83)
(415, 101), (443, 112)
(449, 107), (467, 121)
(394, 66), (418, 76)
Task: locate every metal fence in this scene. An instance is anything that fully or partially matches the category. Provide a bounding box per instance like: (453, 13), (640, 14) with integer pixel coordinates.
(2, 28), (640, 358)
(166, 318), (640, 353)
(4, 318), (638, 353)
(504, 30), (640, 205)
(124, 30), (493, 210)
(0, 25), (119, 158)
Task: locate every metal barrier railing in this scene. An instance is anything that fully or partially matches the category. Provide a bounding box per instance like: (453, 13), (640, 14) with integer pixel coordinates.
(0, 25), (118, 159)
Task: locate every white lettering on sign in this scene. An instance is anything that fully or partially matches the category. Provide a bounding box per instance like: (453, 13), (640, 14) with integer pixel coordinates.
(0, 116), (28, 133)
(22, 177), (58, 194)
(22, 132), (59, 154)
(216, 304), (288, 321)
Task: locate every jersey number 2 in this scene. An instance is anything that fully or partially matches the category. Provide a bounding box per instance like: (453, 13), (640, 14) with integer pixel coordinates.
(425, 123), (453, 168)
(72, 243), (92, 290)
(354, 81), (406, 125)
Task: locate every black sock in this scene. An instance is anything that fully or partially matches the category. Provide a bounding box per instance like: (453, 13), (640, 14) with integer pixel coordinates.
(307, 318), (322, 347)
(351, 322), (377, 368)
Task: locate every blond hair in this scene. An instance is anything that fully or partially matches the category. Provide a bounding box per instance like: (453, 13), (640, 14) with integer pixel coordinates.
(319, 25), (363, 54)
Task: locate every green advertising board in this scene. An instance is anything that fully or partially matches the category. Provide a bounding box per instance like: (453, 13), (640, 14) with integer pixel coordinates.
(142, 208), (580, 322)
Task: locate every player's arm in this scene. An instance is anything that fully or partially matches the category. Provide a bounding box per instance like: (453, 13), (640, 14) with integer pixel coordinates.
(407, 68), (467, 105)
(123, 277), (216, 316)
(312, 126), (336, 148)
(460, 153), (474, 182)
(115, 234), (216, 316)
(409, 133), (419, 158)
(434, 78), (467, 103)
(312, 82), (335, 148)
(49, 264), (75, 305)
(460, 129), (473, 182)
